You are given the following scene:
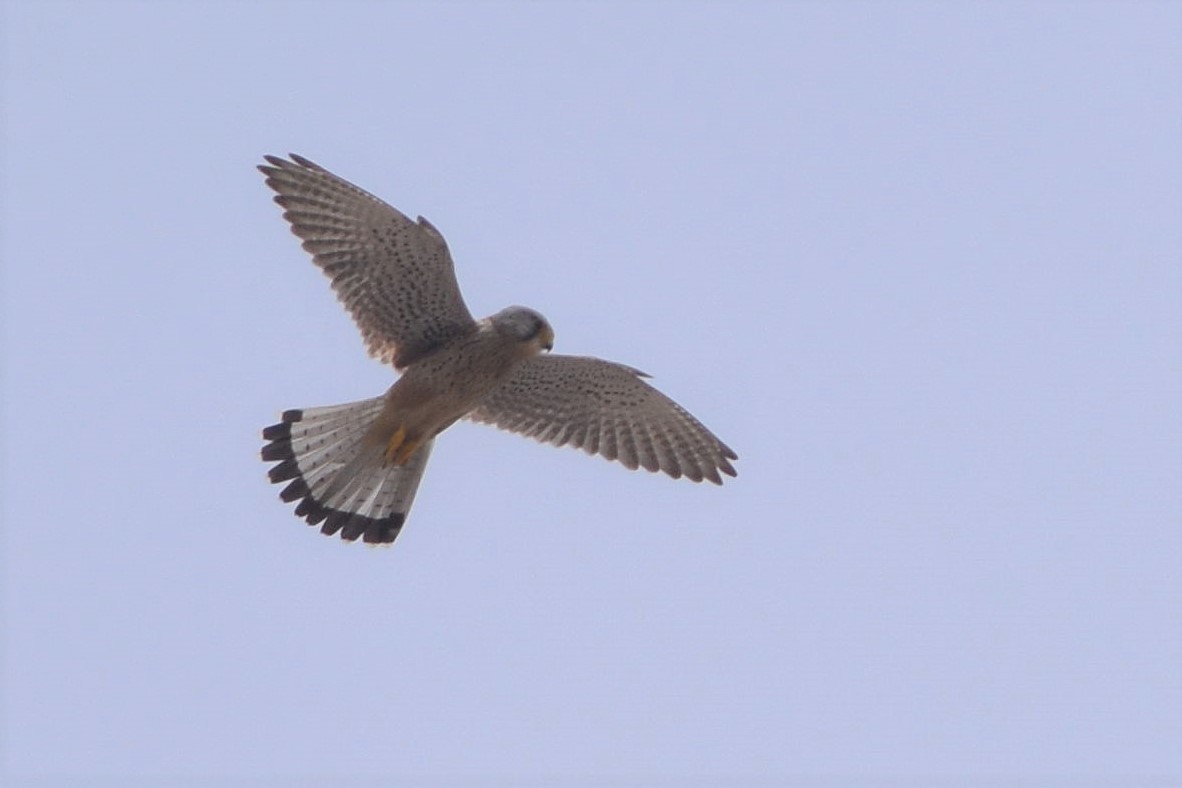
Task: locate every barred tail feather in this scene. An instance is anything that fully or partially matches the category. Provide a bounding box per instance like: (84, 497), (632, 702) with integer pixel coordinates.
(261, 397), (433, 544)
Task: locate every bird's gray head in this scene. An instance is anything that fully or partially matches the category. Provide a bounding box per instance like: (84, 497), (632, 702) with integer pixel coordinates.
(491, 306), (554, 353)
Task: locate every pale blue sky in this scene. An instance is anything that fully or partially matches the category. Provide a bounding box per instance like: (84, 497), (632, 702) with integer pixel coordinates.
(3, 1), (1180, 785)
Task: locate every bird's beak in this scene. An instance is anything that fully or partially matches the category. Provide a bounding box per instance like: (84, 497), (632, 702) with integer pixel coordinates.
(540, 326), (555, 352)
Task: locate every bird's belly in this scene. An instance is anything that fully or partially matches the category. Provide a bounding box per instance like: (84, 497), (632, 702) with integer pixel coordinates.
(363, 350), (518, 459)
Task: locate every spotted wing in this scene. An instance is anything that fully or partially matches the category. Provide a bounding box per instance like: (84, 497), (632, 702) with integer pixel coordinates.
(259, 154), (476, 368)
(468, 355), (738, 483)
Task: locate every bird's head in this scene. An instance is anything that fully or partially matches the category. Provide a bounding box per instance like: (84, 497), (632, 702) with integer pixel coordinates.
(491, 306), (554, 355)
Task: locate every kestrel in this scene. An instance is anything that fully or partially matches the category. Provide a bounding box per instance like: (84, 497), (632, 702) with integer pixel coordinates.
(260, 154), (738, 544)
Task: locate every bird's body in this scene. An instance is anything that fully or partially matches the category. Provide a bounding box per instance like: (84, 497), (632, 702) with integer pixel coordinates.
(259, 154), (736, 544)
(364, 312), (553, 466)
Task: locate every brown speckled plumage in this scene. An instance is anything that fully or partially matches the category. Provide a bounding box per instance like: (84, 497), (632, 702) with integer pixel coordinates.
(259, 154), (475, 368)
(259, 154), (737, 545)
(468, 356), (737, 484)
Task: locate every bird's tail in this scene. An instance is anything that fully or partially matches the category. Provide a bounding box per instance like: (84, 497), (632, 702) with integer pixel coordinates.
(262, 397), (434, 544)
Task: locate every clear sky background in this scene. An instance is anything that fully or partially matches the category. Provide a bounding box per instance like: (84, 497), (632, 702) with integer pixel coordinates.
(2, 2), (1179, 786)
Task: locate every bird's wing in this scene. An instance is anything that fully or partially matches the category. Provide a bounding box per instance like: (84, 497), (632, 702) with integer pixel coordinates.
(467, 354), (738, 483)
(259, 154), (476, 368)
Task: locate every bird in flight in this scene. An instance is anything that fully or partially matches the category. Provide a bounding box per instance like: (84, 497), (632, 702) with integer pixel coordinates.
(260, 154), (737, 544)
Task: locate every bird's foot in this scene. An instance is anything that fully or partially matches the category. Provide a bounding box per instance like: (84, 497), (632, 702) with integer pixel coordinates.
(384, 425), (423, 466)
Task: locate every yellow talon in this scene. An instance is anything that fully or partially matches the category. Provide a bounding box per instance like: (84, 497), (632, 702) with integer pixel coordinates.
(384, 425), (406, 464)
(384, 425), (422, 466)
(393, 437), (423, 465)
